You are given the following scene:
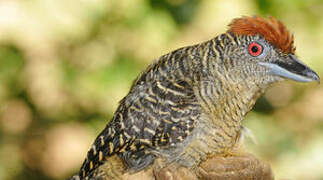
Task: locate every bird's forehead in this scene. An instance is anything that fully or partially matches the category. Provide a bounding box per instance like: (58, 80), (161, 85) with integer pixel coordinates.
(228, 16), (295, 55)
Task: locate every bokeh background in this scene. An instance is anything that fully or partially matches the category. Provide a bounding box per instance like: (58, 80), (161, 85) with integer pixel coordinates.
(0, 0), (323, 179)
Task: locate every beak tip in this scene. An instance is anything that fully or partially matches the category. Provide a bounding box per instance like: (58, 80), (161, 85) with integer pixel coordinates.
(308, 71), (320, 84)
(314, 76), (320, 84)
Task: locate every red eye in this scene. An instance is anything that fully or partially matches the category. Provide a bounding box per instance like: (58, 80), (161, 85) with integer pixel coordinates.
(248, 42), (263, 57)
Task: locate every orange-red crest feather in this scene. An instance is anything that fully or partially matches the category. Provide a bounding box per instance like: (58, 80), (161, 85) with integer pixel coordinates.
(228, 16), (295, 54)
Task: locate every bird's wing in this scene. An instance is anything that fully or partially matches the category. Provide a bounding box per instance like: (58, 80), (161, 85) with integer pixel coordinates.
(78, 51), (202, 178)
(116, 51), (202, 171)
(116, 75), (201, 172)
(150, 79), (201, 148)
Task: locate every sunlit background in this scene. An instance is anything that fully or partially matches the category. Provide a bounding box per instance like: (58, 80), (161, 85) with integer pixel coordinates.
(0, 0), (323, 179)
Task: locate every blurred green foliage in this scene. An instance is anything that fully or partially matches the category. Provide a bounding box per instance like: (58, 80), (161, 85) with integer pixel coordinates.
(0, 0), (322, 180)
(0, 46), (24, 95)
(149, 0), (199, 24)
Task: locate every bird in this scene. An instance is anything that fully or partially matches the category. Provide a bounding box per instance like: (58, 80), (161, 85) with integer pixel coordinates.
(69, 16), (320, 180)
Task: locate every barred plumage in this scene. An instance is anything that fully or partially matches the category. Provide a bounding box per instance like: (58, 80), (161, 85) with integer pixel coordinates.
(71, 16), (319, 180)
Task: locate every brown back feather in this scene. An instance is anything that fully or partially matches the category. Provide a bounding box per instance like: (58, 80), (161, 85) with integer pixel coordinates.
(228, 16), (295, 54)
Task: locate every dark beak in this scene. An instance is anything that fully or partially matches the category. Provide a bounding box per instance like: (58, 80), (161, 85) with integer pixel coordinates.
(259, 55), (320, 83)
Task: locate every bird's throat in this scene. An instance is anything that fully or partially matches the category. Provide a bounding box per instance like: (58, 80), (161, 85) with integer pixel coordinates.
(197, 79), (265, 152)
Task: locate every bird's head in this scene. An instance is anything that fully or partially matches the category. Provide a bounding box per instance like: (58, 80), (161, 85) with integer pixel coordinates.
(220, 16), (319, 86)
